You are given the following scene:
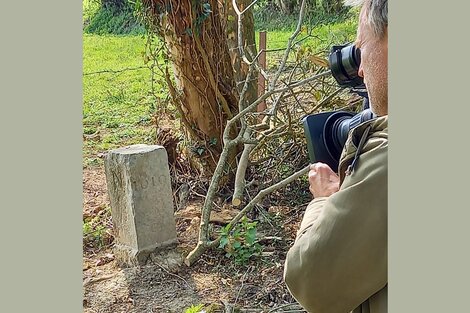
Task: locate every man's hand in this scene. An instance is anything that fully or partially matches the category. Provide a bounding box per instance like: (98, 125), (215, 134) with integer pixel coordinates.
(308, 162), (340, 198)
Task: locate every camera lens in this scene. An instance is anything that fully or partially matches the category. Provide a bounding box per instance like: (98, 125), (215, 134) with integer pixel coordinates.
(341, 45), (361, 79)
(323, 109), (375, 164)
(323, 111), (355, 161)
(329, 44), (364, 88)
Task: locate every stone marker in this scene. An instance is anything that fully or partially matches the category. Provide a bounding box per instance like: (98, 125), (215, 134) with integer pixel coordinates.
(104, 144), (177, 266)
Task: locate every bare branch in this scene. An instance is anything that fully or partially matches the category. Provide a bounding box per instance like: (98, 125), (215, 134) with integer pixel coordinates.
(308, 88), (344, 114)
(229, 70), (331, 129)
(231, 0), (269, 81)
(269, 0), (308, 89)
(240, 0), (260, 15)
(232, 127), (255, 206)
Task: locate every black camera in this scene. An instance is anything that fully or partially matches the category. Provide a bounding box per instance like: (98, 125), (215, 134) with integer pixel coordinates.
(302, 43), (376, 172)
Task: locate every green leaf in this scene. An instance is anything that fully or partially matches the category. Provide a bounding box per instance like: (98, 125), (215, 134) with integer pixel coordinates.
(209, 137), (217, 146)
(232, 229), (241, 238)
(220, 227), (229, 236)
(245, 228), (257, 245)
(219, 236), (229, 248)
(246, 221), (257, 229)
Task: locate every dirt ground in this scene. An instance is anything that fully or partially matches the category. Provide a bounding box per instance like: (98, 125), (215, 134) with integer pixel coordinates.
(83, 166), (307, 313)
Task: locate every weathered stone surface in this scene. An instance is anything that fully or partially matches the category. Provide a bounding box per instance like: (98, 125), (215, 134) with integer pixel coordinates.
(104, 144), (177, 266)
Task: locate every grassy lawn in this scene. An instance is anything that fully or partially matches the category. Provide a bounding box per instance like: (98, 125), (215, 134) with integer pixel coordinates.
(83, 34), (161, 167)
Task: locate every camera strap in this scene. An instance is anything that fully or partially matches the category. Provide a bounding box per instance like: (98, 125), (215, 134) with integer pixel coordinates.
(345, 125), (372, 177)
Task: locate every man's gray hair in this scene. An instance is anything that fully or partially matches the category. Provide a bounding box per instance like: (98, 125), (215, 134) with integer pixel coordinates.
(344, 0), (388, 38)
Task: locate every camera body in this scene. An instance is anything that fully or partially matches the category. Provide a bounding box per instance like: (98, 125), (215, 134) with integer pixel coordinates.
(302, 43), (376, 172)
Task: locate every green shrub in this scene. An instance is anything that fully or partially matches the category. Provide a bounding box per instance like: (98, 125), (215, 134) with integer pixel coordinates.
(83, 1), (145, 35)
(253, 0), (353, 31)
(219, 217), (262, 265)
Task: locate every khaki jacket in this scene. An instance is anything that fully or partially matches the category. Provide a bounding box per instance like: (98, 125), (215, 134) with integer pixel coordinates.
(284, 115), (388, 313)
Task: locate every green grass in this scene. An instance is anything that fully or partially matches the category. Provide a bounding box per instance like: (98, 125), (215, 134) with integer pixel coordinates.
(256, 18), (357, 53)
(83, 34), (164, 167)
(254, 18), (357, 70)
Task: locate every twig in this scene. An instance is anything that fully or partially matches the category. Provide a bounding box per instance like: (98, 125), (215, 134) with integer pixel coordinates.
(259, 236), (283, 242)
(83, 274), (115, 287)
(234, 267), (252, 305)
(230, 71), (331, 130)
(267, 303), (305, 312)
(232, 0), (269, 81)
(269, 0), (308, 89)
(308, 87), (344, 114)
(222, 300), (234, 313)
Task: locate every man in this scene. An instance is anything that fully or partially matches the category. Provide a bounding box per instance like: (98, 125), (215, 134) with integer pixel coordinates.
(283, 0), (388, 312)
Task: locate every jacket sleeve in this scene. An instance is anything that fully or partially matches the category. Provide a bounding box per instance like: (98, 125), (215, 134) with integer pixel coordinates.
(283, 138), (387, 313)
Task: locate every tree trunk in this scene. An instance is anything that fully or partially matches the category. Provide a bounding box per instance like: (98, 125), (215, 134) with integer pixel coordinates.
(142, 0), (240, 174)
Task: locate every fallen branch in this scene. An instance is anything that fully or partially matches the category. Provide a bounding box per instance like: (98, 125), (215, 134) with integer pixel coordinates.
(83, 274), (115, 287)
